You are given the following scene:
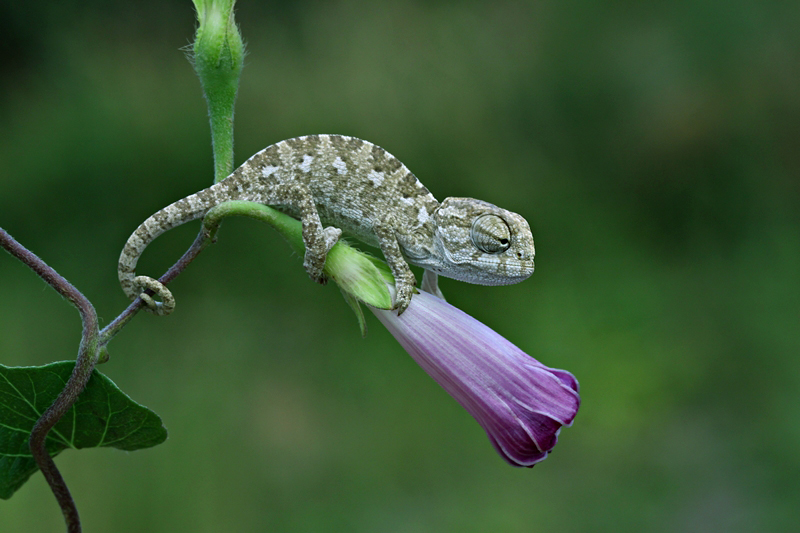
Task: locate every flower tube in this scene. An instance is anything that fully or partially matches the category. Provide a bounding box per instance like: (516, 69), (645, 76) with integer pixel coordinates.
(371, 289), (579, 467)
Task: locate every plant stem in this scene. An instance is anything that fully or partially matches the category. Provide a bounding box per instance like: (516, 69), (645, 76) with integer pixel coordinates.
(201, 202), (393, 309)
(0, 228), (99, 533)
(100, 202), (298, 347)
(99, 227), (215, 347)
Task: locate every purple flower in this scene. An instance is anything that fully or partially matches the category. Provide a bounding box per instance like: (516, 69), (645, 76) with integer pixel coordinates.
(371, 289), (580, 467)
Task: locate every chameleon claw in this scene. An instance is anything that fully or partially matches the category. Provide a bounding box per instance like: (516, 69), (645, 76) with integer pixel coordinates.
(133, 275), (176, 316)
(304, 259), (329, 285)
(393, 282), (414, 315)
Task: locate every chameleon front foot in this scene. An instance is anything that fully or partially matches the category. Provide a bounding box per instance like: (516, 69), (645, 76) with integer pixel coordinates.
(133, 276), (176, 316)
(392, 269), (418, 315)
(393, 283), (414, 314)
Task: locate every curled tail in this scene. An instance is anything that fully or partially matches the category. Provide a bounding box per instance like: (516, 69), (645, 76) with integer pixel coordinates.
(118, 186), (223, 313)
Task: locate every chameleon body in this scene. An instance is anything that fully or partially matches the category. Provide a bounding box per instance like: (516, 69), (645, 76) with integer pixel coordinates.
(118, 134), (535, 314)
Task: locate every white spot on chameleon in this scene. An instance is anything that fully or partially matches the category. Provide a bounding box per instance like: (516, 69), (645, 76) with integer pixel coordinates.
(262, 165), (280, 178)
(417, 206), (430, 225)
(368, 170), (384, 186)
(332, 157), (347, 175)
(300, 155), (314, 174)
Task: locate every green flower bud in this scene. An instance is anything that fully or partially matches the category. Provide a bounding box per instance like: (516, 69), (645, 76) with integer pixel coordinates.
(190, 0), (245, 182)
(324, 240), (394, 311)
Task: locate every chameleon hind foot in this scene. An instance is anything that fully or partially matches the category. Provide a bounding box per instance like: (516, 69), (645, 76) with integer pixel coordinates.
(303, 226), (342, 285)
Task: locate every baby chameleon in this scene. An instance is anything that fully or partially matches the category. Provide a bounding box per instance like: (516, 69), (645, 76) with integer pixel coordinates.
(118, 134), (535, 314)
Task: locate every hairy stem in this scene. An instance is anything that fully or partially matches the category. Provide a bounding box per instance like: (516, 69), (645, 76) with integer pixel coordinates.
(0, 228), (99, 533)
(202, 201), (393, 309)
(191, 0), (244, 183)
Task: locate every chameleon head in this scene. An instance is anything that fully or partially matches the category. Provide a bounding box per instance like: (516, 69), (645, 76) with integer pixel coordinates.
(424, 197), (535, 285)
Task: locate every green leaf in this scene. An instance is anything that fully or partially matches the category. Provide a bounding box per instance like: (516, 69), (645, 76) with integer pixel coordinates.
(0, 362), (167, 499)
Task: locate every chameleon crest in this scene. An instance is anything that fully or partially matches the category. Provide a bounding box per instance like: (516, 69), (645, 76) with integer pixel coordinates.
(118, 135), (535, 314)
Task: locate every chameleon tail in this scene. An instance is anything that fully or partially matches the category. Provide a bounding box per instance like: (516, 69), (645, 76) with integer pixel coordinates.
(117, 186), (222, 314)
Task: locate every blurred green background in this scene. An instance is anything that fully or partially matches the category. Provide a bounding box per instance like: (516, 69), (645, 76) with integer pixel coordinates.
(1, 0), (798, 531)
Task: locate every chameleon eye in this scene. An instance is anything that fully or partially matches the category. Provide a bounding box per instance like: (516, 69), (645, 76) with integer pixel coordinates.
(471, 214), (511, 254)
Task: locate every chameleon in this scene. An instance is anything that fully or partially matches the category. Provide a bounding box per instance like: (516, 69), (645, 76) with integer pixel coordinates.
(118, 134), (535, 315)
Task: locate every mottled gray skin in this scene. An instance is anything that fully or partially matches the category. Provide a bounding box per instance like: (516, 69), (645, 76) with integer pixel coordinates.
(119, 134), (535, 314)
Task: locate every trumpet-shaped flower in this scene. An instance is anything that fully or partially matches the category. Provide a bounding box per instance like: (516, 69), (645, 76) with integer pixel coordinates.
(371, 289), (579, 467)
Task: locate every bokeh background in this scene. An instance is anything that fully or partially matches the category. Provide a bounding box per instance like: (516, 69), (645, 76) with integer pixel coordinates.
(1, 0), (798, 531)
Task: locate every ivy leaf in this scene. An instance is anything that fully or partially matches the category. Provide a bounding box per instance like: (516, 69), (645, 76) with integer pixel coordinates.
(0, 361), (167, 499)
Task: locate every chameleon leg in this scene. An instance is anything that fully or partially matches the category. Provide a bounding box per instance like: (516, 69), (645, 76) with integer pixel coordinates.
(263, 184), (341, 284)
(374, 222), (416, 313)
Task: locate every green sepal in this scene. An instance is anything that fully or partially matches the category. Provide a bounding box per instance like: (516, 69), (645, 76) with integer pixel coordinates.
(324, 241), (393, 310)
(340, 289), (368, 337)
(0, 362), (168, 500)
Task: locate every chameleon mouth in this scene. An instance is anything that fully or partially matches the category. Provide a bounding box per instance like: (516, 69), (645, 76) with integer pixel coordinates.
(474, 266), (535, 285)
(442, 257), (535, 286)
